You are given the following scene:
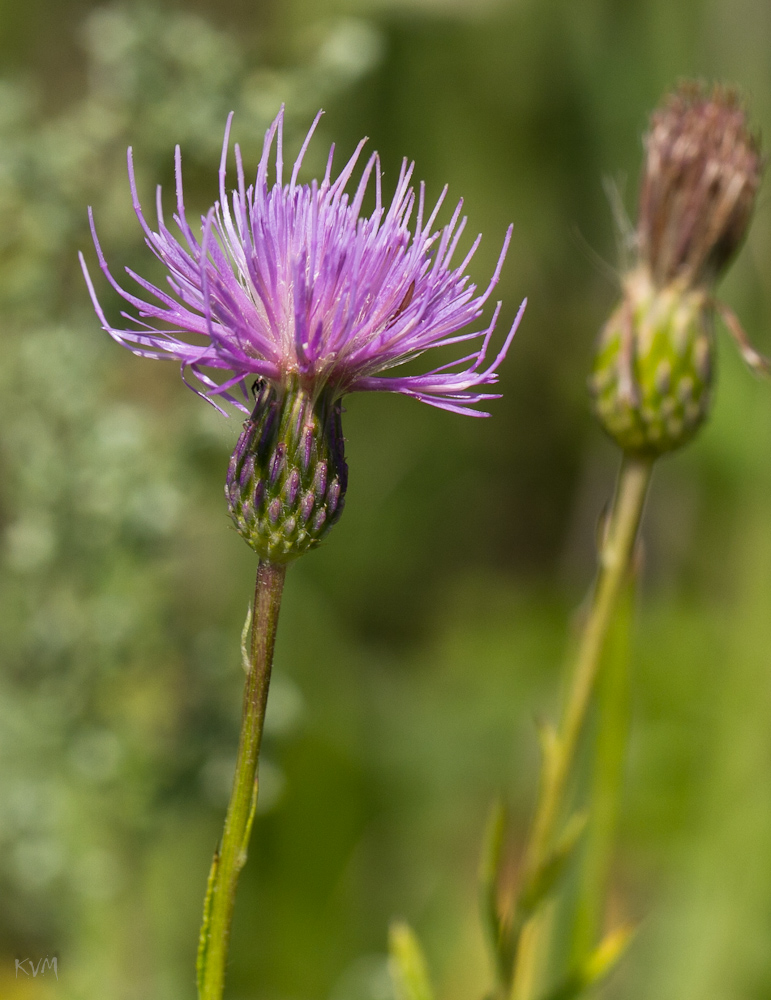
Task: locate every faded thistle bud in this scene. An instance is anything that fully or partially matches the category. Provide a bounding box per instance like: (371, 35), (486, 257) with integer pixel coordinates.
(226, 380), (348, 564)
(590, 83), (763, 456)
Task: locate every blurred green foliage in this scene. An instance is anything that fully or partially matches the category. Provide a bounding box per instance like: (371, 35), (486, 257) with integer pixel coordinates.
(1, 0), (771, 998)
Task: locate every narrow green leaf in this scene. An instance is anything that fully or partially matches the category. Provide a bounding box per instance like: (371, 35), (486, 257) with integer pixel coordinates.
(388, 922), (435, 1000)
(196, 846), (220, 996)
(239, 777), (259, 869)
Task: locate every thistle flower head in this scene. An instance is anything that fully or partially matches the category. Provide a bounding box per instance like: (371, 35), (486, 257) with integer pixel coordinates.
(638, 82), (762, 290)
(81, 108), (523, 561)
(590, 82), (764, 458)
(80, 106), (523, 419)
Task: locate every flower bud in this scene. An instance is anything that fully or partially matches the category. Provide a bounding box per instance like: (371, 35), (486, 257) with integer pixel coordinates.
(591, 83), (762, 455)
(590, 268), (712, 455)
(226, 379), (348, 563)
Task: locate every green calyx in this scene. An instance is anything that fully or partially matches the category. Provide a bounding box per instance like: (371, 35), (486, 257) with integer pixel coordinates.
(226, 378), (348, 563)
(589, 267), (714, 456)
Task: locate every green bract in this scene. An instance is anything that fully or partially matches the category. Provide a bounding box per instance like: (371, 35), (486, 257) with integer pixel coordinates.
(590, 268), (713, 455)
(226, 379), (348, 563)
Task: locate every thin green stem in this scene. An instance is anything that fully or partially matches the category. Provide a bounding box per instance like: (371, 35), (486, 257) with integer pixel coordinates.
(567, 573), (634, 968)
(511, 452), (653, 1000)
(198, 560), (287, 1000)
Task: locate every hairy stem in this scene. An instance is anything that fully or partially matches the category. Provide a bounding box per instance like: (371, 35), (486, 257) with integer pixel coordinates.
(511, 453), (653, 1000)
(198, 560), (287, 1000)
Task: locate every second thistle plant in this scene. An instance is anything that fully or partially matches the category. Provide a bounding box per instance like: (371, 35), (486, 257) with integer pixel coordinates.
(540, 84), (766, 993)
(481, 83), (767, 1000)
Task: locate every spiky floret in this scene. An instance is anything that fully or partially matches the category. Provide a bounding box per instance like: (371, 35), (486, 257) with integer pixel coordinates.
(590, 83), (763, 457)
(80, 106), (524, 419)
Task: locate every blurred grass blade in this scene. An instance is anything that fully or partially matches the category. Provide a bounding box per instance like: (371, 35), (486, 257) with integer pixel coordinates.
(538, 924), (634, 1000)
(389, 922), (435, 1000)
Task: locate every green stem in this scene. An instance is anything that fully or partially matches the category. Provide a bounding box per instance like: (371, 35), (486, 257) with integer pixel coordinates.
(567, 570), (633, 968)
(197, 560), (287, 1000)
(511, 452), (653, 1000)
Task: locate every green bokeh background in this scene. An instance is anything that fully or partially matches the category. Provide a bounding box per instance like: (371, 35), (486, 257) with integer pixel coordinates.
(1, 0), (771, 998)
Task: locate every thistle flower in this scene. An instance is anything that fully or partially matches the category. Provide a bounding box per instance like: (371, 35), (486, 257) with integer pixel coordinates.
(590, 83), (765, 456)
(81, 108), (524, 561)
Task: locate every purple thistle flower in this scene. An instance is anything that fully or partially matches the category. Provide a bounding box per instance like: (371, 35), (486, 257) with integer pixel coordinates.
(80, 107), (524, 419)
